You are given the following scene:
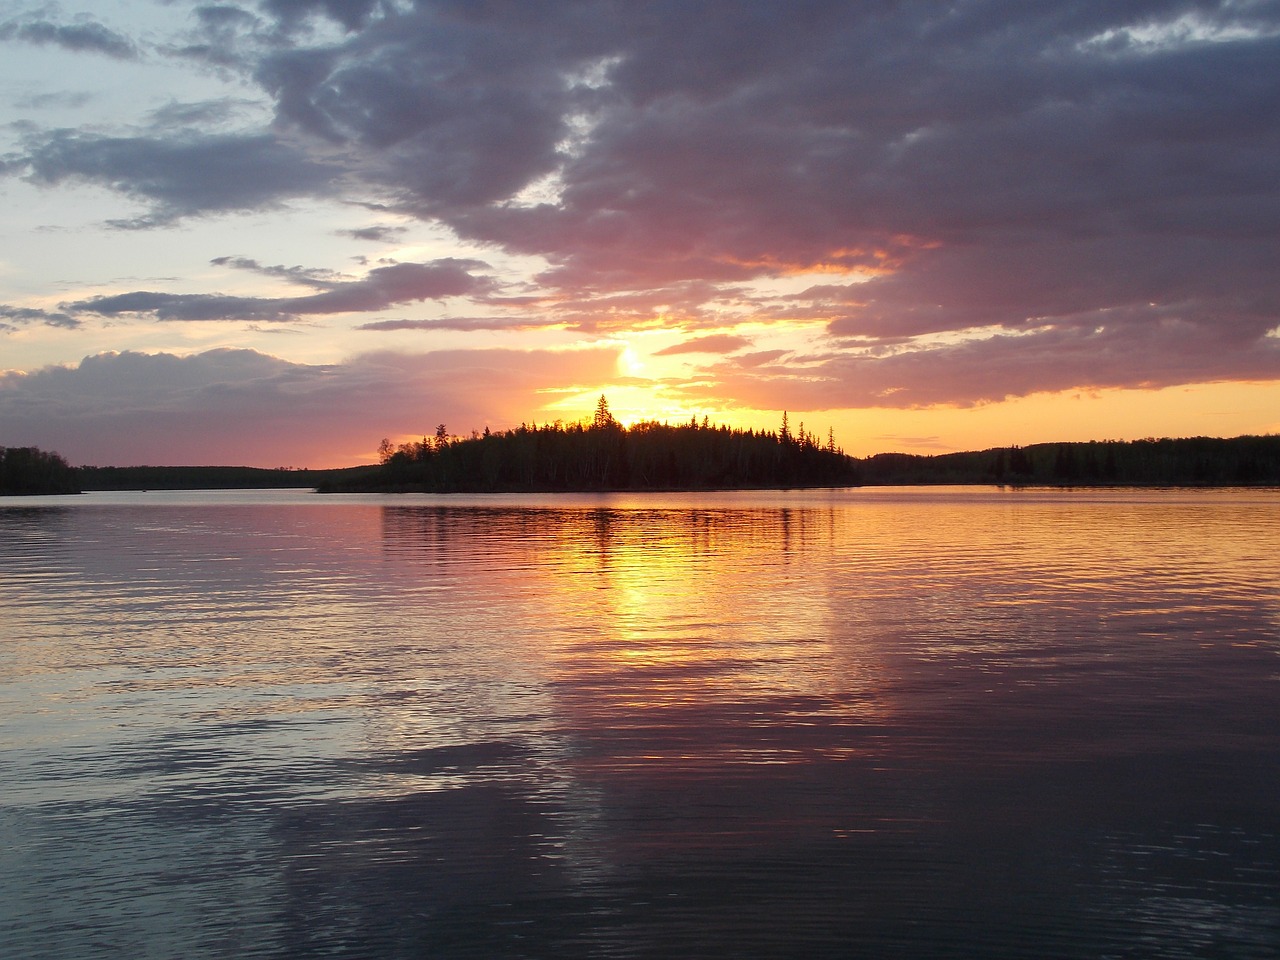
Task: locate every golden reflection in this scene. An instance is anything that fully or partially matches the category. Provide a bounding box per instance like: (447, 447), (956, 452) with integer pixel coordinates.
(382, 504), (896, 772)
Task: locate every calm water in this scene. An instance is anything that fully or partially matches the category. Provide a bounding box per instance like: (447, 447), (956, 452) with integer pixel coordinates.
(2, 487), (1278, 958)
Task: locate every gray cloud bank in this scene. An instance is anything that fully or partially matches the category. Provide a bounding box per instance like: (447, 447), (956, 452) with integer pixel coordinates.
(0, 346), (621, 466)
(4, 0), (1280, 410)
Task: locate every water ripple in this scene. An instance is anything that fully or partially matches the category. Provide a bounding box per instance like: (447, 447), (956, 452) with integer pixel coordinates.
(2, 488), (1278, 958)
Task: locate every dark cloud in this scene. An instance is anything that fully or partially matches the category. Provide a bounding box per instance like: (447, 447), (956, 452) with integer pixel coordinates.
(65, 259), (497, 321)
(18, 130), (337, 226)
(653, 334), (753, 356)
(0, 304), (80, 330)
(0, 345), (622, 466)
(12, 0), (1280, 407)
(165, 4), (266, 69)
(253, 1), (600, 213)
(0, 16), (138, 59)
(277, 0), (1272, 398)
(65, 291), (297, 323)
(291, 259), (495, 313)
(824, 236), (1280, 346)
(687, 319), (1280, 411)
(341, 224), (407, 242)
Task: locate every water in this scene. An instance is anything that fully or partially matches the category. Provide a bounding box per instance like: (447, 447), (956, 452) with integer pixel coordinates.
(2, 487), (1278, 958)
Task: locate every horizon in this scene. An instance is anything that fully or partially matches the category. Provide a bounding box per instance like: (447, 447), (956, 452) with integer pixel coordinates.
(3, 2), (1279, 468)
(64, 424), (1280, 474)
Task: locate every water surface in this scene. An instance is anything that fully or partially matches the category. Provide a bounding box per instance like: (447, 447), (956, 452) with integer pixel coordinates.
(2, 487), (1278, 957)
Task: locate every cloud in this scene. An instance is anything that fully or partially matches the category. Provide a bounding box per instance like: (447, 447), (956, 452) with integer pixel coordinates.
(0, 345), (622, 466)
(210, 256), (347, 288)
(685, 319), (1280, 411)
(653, 334), (753, 356)
(254, 6), (572, 212)
(243, 1), (1280, 397)
(0, 16), (138, 59)
(15, 90), (93, 109)
(0, 304), (79, 330)
(357, 315), (562, 332)
(164, 4), (266, 70)
(64, 259), (497, 322)
(18, 130), (337, 226)
(340, 225), (407, 243)
(9, 0), (1280, 411)
(261, 0), (388, 33)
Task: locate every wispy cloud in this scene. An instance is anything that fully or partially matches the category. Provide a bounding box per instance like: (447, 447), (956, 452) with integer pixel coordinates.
(0, 304), (79, 330)
(0, 16), (139, 59)
(64, 259), (497, 322)
(653, 334), (753, 356)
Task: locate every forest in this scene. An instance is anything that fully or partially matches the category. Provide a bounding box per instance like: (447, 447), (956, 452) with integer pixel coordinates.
(0, 446), (81, 495)
(321, 399), (856, 493)
(860, 435), (1280, 486)
(324, 394), (1280, 492)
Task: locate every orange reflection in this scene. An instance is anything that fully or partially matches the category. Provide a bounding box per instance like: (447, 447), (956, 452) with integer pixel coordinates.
(424, 505), (899, 772)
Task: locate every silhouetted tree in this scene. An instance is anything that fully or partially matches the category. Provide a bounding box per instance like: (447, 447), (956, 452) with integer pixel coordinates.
(330, 403), (860, 493)
(593, 394), (616, 431)
(0, 446), (81, 495)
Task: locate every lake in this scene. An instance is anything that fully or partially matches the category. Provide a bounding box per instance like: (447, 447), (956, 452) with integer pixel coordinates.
(2, 487), (1278, 958)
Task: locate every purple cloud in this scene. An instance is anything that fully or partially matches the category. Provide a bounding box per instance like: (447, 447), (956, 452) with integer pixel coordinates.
(0, 345), (623, 466)
(65, 259), (497, 322)
(653, 334), (753, 356)
(8, 0), (1280, 409)
(688, 319), (1280, 411)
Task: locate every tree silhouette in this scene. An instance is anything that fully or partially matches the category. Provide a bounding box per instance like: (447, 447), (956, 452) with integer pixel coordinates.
(593, 394), (616, 431)
(328, 402), (860, 493)
(0, 446), (80, 495)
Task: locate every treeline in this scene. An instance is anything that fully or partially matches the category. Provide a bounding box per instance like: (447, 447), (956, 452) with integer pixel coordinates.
(8, 428), (1279, 497)
(321, 404), (856, 493)
(326, 423), (1280, 494)
(0, 446), (81, 495)
(861, 435), (1280, 486)
(78, 464), (365, 491)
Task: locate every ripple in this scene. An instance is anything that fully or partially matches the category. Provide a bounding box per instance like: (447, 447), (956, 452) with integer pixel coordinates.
(2, 488), (1278, 958)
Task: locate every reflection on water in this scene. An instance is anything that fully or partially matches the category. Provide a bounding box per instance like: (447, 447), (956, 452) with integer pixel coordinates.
(2, 488), (1278, 958)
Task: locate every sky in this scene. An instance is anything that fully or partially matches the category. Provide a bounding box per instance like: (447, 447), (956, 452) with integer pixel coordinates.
(1, 0), (1278, 468)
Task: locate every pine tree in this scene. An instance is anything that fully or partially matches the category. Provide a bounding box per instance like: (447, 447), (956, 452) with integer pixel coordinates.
(593, 394), (616, 430)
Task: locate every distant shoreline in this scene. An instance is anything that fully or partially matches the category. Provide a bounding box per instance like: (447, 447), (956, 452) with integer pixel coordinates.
(5, 434), (1280, 496)
(115, 436), (1280, 492)
(317, 432), (1280, 494)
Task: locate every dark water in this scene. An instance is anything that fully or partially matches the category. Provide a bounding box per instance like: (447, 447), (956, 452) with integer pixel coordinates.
(2, 487), (1278, 958)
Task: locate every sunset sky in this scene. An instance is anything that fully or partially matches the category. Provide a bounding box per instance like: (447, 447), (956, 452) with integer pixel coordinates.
(2, 0), (1278, 467)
